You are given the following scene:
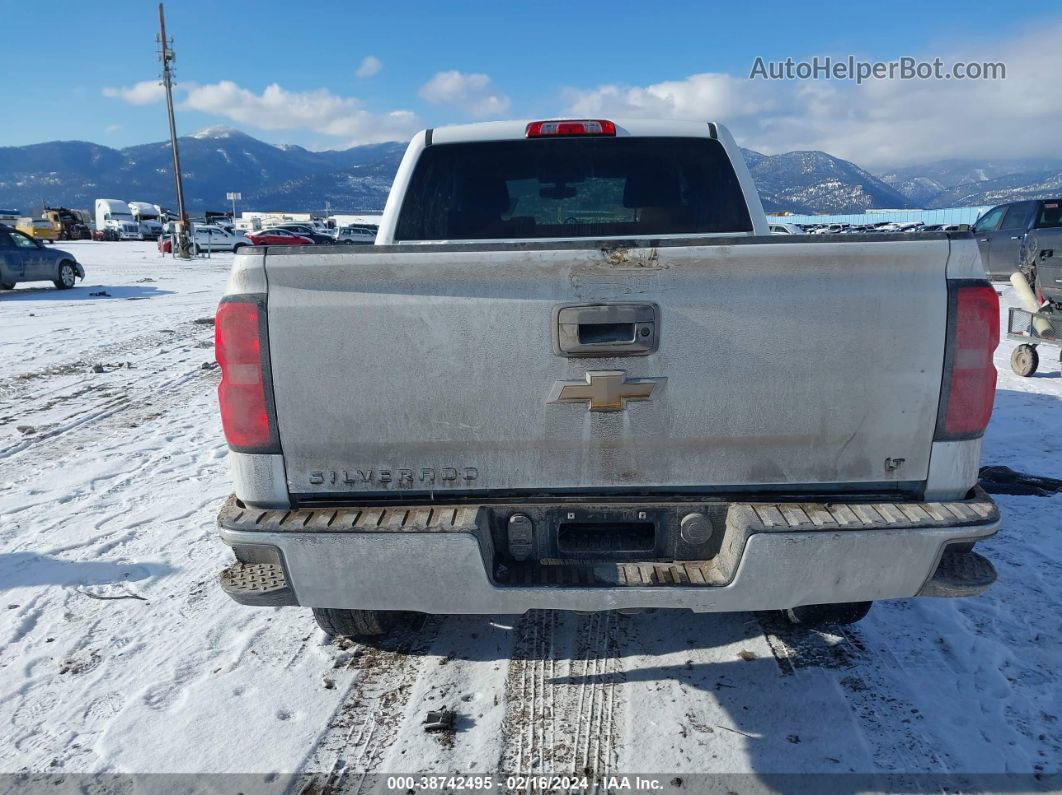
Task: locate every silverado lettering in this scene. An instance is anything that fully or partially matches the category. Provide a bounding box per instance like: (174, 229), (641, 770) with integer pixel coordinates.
(307, 467), (479, 486)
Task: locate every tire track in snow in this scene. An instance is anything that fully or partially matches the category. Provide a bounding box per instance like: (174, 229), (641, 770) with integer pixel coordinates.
(296, 616), (441, 794)
(0, 315), (215, 460)
(500, 610), (625, 778)
(571, 611), (623, 780)
(0, 318), (211, 396)
(0, 366), (210, 461)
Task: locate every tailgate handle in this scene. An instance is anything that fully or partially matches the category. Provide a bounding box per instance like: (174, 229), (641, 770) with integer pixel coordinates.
(554, 303), (658, 357)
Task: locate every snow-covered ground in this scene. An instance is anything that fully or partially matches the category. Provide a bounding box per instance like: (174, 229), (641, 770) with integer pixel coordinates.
(0, 242), (1059, 785)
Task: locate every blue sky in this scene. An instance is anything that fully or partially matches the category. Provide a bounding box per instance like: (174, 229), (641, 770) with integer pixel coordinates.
(1, 0), (1059, 166)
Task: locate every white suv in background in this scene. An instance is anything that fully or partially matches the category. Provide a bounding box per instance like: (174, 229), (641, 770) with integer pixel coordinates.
(191, 225), (251, 253)
(333, 225), (377, 244)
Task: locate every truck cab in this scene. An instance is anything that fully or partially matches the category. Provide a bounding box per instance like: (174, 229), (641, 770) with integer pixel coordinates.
(94, 199), (141, 241)
(128, 202), (164, 241)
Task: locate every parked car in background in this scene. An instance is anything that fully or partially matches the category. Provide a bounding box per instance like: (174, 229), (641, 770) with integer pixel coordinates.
(245, 228), (315, 246)
(768, 222), (804, 235)
(16, 217), (58, 242)
(0, 224), (84, 290)
(270, 224), (335, 245)
(972, 198), (1062, 280)
(159, 224), (254, 254)
(192, 224), (251, 253)
(333, 225), (377, 244)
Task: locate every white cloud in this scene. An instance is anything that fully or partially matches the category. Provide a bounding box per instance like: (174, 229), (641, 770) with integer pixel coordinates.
(102, 80), (165, 105)
(179, 80), (421, 145)
(562, 23), (1062, 168)
(419, 71), (510, 118)
(104, 123), (122, 134)
(356, 56), (382, 78)
(564, 73), (779, 121)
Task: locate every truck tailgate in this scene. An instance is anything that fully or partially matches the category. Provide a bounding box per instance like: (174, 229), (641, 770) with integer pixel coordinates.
(263, 237), (949, 498)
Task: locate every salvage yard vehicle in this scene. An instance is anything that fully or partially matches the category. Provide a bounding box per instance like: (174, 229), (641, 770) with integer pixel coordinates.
(192, 224), (251, 254)
(270, 223), (336, 245)
(973, 198), (1062, 280)
(244, 228), (314, 246)
(159, 224), (252, 254)
(333, 225), (377, 244)
(1018, 201), (1062, 306)
(42, 206), (91, 240)
(16, 217), (58, 242)
(214, 119), (1001, 639)
(128, 202), (164, 241)
(1005, 201), (1062, 376)
(94, 198), (141, 241)
(0, 223), (84, 290)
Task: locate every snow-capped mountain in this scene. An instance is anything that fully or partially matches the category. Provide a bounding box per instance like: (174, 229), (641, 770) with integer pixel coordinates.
(741, 149), (911, 213)
(1, 126), (1060, 215)
(926, 169), (1062, 208)
(0, 127), (405, 213)
(879, 157), (1062, 208)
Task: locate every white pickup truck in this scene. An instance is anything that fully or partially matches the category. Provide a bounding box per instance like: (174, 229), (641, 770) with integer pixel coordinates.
(214, 119), (1001, 639)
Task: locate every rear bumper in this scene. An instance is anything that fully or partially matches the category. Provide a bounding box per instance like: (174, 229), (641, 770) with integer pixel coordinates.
(216, 491), (999, 614)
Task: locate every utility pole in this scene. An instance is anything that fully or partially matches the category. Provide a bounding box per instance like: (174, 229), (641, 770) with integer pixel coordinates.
(227, 192), (241, 226)
(157, 3), (191, 259)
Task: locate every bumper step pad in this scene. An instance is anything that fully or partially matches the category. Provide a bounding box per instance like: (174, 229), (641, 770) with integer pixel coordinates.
(218, 497), (479, 534)
(920, 551), (997, 597)
(219, 562), (296, 606)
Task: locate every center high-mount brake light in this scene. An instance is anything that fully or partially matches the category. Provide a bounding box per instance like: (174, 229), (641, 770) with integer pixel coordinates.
(215, 298), (279, 453)
(525, 119), (616, 138)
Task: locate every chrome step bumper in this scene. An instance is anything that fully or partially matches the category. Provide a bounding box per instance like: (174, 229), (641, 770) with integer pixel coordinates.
(216, 490), (1000, 614)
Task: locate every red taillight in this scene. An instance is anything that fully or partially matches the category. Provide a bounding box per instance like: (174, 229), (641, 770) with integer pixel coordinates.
(525, 119), (616, 138)
(215, 299), (277, 451)
(936, 283), (999, 439)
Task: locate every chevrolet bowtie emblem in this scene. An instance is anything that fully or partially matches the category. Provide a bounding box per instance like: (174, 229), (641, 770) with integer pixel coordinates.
(547, 370), (665, 412)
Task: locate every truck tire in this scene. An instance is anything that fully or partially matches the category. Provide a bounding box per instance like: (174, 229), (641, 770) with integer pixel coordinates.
(54, 262), (76, 290)
(312, 607), (402, 638)
(784, 601), (872, 626)
(1011, 344), (1038, 377)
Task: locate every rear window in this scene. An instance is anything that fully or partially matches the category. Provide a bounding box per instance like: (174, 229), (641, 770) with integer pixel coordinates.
(394, 137), (752, 241)
(1036, 201), (1062, 229)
